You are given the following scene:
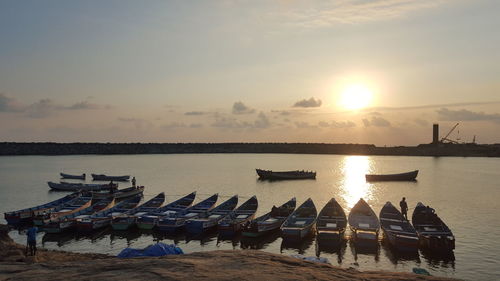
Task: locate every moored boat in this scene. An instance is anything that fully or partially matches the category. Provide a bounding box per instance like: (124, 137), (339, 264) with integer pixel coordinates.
(316, 198), (347, 242)
(218, 196), (258, 237)
(33, 194), (93, 226)
(242, 197), (296, 238)
(91, 174), (130, 181)
(48, 181), (116, 191)
(412, 202), (455, 251)
(365, 170), (418, 182)
(281, 198), (317, 241)
(256, 169), (316, 180)
(380, 201), (419, 251)
(92, 186), (144, 200)
(60, 173), (86, 180)
(348, 198), (380, 244)
(136, 192), (196, 230)
(111, 192), (166, 231)
(185, 195), (238, 234)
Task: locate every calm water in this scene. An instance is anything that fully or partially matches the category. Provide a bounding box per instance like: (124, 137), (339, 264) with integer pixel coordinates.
(1, 154), (499, 280)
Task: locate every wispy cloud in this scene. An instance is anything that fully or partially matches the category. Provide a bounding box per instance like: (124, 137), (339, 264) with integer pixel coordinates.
(232, 101), (256, 115)
(0, 93), (24, 112)
(363, 116), (391, 127)
(436, 108), (500, 122)
(365, 101), (500, 112)
(318, 120), (356, 129)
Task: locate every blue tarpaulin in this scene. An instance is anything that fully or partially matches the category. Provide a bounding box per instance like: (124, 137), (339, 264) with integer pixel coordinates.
(117, 243), (184, 258)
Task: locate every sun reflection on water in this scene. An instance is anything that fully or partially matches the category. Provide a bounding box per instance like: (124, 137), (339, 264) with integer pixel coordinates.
(340, 156), (374, 210)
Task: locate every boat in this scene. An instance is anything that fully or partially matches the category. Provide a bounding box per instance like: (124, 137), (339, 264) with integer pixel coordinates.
(92, 186), (145, 200)
(42, 198), (115, 233)
(218, 196), (258, 237)
(242, 198), (296, 238)
(75, 195), (142, 232)
(47, 181), (116, 191)
(316, 198), (347, 242)
(412, 202), (455, 251)
(91, 174), (130, 181)
(379, 201), (419, 251)
(365, 170), (418, 182)
(111, 192), (166, 231)
(60, 173), (86, 180)
(281, 198), (317, 241)
(4, 192), (81, 225)
(33, 194), (93, 226)
(256, 169), (316, 180)
(348, 198), (380, 244)
(185, 195), (238, 234)
(157, 194), (218, 233)
(136, 192), (196, 230)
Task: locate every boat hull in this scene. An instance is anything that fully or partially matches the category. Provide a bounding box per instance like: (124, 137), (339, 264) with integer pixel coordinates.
(365, 170), (418, 182)
(111, 217), (136, 231)
(281, 223), (316, 241)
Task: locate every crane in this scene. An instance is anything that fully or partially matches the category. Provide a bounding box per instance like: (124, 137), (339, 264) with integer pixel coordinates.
(440, 123), (460, 144)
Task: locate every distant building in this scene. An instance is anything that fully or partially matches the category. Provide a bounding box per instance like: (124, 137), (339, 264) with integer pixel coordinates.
(433, 124), (439, 144)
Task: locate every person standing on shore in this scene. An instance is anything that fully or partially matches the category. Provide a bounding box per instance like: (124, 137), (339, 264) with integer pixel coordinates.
(26, 225), (38, 256)
(132, 177), (136, 188)
(400, 197), (408, 221)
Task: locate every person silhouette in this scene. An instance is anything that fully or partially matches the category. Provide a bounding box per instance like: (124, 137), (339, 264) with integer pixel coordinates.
(400, 197), (408, 221)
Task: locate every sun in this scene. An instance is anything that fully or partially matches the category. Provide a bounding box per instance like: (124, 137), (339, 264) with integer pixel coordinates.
(339, 84), (373, 110)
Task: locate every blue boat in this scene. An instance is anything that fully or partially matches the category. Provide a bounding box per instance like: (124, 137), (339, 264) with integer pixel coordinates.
(281, 198), (317, 241)
(111, 192), (166, 231)
(136, 192), (196, 230)
(218, 196), (258, 237)
(185, 195), (238, 234)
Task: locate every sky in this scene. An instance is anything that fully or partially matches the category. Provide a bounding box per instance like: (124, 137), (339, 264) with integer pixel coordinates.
(1, 0), (499, 146)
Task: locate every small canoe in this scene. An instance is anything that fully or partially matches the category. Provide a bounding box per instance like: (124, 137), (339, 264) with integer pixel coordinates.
(4, 192), (81, 225)
(256, 169), (316, 180)
(380, 201), (419, 251)
(242, 197), (296, 238)
(185, 195), (238, 234)
(365, 170), (418, 182)
(48, 181), (116, 191)
(60, 173), (86, 180)
(348, 198), (380, 243)
(91, 174), (130, 181)
(412, 202), (455, 251)
(281, 198), (317, 241)
(33, 194), (93, 226)
(136, 192), (196, 230)
(218, 196), (259, 237)
(92, 186), (144, 200)
(316, 198), (347, 242)
(157, 194), (218, 233)
(111, 192), (166, 231)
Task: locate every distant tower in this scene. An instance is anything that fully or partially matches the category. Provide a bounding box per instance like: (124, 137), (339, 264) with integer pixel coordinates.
(433, 124), (439, 144)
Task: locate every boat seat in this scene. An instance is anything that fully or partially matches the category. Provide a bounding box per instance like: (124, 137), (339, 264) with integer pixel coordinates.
(236, 214), (248, 219)
(59, 209), (73, 212)
(208, 214), (221, 219)
(264, 218), (278, 223)
(424, 226), (438, 231)
(185, 213), (198, 218)
(295, 220), (306, 225)
(326, 223), (337, 228)
(359, 223), (370, 228)
(389, 225), (403, 231)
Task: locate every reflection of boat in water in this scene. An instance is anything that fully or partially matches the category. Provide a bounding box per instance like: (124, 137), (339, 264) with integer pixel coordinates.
(185, 230), (219, 246)
(42, 232), (78, 247)
(256, 169), (316, 180)
(280, 236), (314, 255)
(348, 198), (380, 246)
(379, 202), (418, 252)
(349, 238), (380, 262)
(316, 198), (346, 243)
(315, 239), (347, 264)
(380, 239), (420, 265)
(412, 202), (455, 251)
(420, 248), (456, 269)
(365, 170), (418, 182)
(240, 231), (281, 250)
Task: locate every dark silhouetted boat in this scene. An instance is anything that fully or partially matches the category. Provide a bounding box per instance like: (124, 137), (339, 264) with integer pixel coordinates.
(111, 192), (166, 231)
(242, 197), (296, 238)
(316, 198), (347, 242)
(281, 198), (317, 241)
(33, 194), (93, 226)
(348, 198), (380, 244)
(256, 169), (316, 180)
(379, 201), (419, 252)
(412, 202), (455, 251)
(365, 170), (418, 182)
(185, 195), (238, 234)
(136, 192), (196, 230)
(60, 173), (85, 180)
(91, 174), (130, 181)
(92, 186), (144, 200)
(218, 196), (258, 237)
(47, 181), (116, 191)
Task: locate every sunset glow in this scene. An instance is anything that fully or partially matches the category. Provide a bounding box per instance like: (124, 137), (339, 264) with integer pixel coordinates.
(339, 84), (373, 110)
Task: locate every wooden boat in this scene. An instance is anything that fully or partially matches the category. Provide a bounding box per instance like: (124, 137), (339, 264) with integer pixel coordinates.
(218, 196), (258, 236)
(281, 198), (317, 241)
(92, 186), (144, 200)
(60, 173), (86, 180)
(48, 181), (116, 191)
(76, 195), (142, 232)
(365, 170), (418, 182)
(157, 194), (218, 233)
(242, 198), (296, 238)
(136, 192), (196, 230)
(412, 202), (455, 251)
(316, 198), (347, 242)
(348, 198), (380, 244)
(91, 174), (130, 181)
(111, 192), (166, 231)
(33, 194), (93, 226)
(42, 198), (115, 233)
(185, 195), (238, 234)
(379, 202), (419, 251)
(256, 169), (316, 180)
(4, 192), (81, 225)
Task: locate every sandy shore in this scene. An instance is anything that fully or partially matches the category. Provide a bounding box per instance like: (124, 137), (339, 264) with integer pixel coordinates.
(0, 225), (458, 281)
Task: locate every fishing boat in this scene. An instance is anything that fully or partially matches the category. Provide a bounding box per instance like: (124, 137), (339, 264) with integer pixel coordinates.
(33, 194), (93, 226)
(316, 198), (347, 242)
(348, 198), (380, 244)
(4, 192), (81, 225)
(185, 195), (238, 234)
(379, 202), (419, 251)
(76, 195), (142, 232)
(60, 173), (86, 180)
(42, 198), (115, 233)
(365, 170), (418, 182)
(47, 181), (116, 191)
(111, 192), (166, 231)
(92, 186), (144, 200)
(157, 194), (218, 233)
(136, 192), (196, 230)
(281, 198), (317, 241)
(91, 174), (130, 181)
(242, 198), (296, 238)
(256, 169), (316, 180)
(218, 196), (258, 237)
(412, 202), (455, 251)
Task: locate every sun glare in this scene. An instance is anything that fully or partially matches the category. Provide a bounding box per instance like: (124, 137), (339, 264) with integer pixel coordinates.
(340, 84), (373, 110)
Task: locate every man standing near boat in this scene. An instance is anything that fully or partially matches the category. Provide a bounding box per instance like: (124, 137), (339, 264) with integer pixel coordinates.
(26, 224), (38, 256)
(400, 197), (408, 221)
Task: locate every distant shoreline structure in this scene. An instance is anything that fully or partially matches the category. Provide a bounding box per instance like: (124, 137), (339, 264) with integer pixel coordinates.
(1, 142), (500, 157)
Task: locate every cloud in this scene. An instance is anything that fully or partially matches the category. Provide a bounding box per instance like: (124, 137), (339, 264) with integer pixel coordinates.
(318, 120), (356, 129)
(0, 93), (24, 112)
(232, 101), (255, 115)
(363, 116), (391, 127)
(293, 97), (322, 108)
(117, 117), (153, 130)
(254, 112), (270, 128)
(185, 111), (208, 116)
(65, 101), (100, 110)
(25, 99), (57, 118)
(212, 112), (271, 129)
(436, 108), (500, 122)
(365, 101), (500, 112)
(295, 121), (317, 129)
(162, 122), (187, 129)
